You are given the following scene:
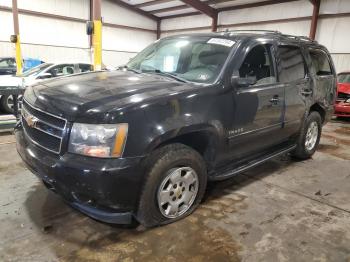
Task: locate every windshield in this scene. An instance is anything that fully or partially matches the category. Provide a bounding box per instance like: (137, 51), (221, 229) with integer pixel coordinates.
(21, 63), (52, 77)
(0, 58), (16, 68)
(338, 73), (350, 84)
(126, 36), (235, 83)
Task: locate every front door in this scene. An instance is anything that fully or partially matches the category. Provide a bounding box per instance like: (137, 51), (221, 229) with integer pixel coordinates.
(229, 42), (285, 160)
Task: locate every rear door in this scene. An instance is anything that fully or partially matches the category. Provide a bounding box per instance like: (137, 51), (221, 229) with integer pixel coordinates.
(277, 44), (310, 137)
(229, 41), (285, 160)
(308, 48), (336, 108)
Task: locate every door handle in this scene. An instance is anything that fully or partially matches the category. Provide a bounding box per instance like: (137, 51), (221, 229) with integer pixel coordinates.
(301, 89), (313, 96)
(270, 95), (279, 104)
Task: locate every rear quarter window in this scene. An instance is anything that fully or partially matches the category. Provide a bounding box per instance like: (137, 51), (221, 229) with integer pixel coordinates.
(309, 49), (333, 76)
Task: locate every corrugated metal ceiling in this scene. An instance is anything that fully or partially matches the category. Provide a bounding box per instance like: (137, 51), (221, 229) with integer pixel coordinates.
(119, 0), (280, 18)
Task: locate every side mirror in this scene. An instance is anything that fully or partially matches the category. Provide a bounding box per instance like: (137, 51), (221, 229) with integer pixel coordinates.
(38, 73), (53, 79)
(231, 75), (257, 88)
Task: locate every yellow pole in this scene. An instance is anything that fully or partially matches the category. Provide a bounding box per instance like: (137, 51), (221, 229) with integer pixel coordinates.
(93, 20), (102, 71)
(12, 0), (22, 75)
(15, 35), (22, 75)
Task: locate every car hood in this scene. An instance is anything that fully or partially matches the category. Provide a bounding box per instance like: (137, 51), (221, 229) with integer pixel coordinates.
(338, 83), (350, 94)
(0, 75), (23, 87)
(0, 75), (37, 88)
(24, 71), (203, 122)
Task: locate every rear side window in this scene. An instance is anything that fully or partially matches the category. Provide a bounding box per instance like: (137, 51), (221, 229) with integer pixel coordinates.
(309, 49), (333, 76)
(277, 46), (306, 82)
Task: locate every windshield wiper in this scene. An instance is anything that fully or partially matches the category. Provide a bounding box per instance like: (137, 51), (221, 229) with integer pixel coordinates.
(145, 69), (188, 83)
(117, 65), (142, 74)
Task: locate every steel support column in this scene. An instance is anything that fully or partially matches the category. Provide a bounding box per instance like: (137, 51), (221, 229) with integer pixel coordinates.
(211, 12), (218, 32)
(92, 0), (102, 71)
(12, 0), (22, 75)
(309, 0), (320, 40)
(156, 20), (161, 39)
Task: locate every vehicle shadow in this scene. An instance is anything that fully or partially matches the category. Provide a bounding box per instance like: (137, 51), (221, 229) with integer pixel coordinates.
(23, 155), (296, 261)
(331, 116), (350, 124)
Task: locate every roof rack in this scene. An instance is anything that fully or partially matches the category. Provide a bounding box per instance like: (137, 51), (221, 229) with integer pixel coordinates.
(221, 29), (281, 34)
(221, 30), (317, 43)
(281, 34), (318, 43)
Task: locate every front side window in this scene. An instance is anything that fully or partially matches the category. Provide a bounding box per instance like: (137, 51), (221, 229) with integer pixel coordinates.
(338, 73), (350, 84)
(126, 37), (234, 83)
(309, 49), (333, 76)
(278, 46), (306, 82)
(239, 44), (276, 86)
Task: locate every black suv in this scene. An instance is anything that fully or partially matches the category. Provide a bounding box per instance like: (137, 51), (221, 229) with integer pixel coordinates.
(15, 31), (336, 227)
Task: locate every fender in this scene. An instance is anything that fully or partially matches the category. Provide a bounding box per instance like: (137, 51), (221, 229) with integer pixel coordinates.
(145, 122), (223, 155)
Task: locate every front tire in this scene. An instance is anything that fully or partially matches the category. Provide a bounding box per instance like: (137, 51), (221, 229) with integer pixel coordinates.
(136, 143), (207, 227)
(0, 94), (22, 114)
(0, 95), (14, 114)
(292, 111), (322, 160)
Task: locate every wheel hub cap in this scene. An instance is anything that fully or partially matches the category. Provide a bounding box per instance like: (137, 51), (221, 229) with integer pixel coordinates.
(157, 167), (199, 219)
(305, 121), (319, 151)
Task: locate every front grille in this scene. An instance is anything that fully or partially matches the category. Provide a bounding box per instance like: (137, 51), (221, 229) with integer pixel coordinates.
(337, 92), (350, 101)
(21, 99), (67, 154)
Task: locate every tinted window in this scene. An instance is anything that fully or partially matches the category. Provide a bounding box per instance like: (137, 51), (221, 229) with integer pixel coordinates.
(239, 44), (276, 86)
(0, 58), (16, 68)
(309, 49), (332, 76)
(338, 73), (350, 83)
(278, 46), (306, 82)
(48, 64), (74, 77)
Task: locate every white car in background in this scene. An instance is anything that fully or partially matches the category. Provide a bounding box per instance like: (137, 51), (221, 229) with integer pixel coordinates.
(0, 62), (93, 113)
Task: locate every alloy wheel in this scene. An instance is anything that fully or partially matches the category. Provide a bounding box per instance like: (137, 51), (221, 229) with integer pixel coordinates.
(157, 167), (199, 219)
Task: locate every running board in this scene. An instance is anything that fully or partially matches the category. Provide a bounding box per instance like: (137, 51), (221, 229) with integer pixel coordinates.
(210, 145), (297, 181)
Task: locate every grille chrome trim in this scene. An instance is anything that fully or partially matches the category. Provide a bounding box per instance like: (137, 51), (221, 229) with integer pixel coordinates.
(23, 98), (67, 129)
(22, 123), (62, 154)
(21, 98), (67, 154)
(21, 106), (63, 139)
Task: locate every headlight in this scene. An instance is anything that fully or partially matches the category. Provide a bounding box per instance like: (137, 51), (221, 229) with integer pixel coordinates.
(346, 98), (350, 103)
(68, 123), (128, 158)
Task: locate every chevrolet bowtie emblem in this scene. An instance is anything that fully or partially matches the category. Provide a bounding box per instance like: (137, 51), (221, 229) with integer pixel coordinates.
(25, 115), (39, 128)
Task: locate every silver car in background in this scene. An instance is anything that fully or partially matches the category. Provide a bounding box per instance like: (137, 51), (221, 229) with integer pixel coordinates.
(0, 62), (93, 113)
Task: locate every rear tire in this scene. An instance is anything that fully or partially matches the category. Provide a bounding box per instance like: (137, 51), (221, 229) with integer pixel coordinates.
(136, 143), (207, 227)
(292, 111), (322, 160)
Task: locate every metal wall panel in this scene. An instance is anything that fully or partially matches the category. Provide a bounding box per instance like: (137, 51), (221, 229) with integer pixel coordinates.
(161, 14), (211, 31)
(219, 0), (312, 25)
(0, 0), (90, 19)
(103, 26), (156, 53)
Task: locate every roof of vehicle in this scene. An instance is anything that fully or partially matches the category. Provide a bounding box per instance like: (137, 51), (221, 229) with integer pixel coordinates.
(44, 61), (92, 65)
(164, 30), (324, 48)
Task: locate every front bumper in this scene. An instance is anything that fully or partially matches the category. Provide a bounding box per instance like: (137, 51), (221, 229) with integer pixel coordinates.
(334, 102), (350, 117)
(15, 122), (145, 224)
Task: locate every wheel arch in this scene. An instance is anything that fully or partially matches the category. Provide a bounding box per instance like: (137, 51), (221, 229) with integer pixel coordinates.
(309, 103), (326, 124)
(146, 124), (222, 170)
